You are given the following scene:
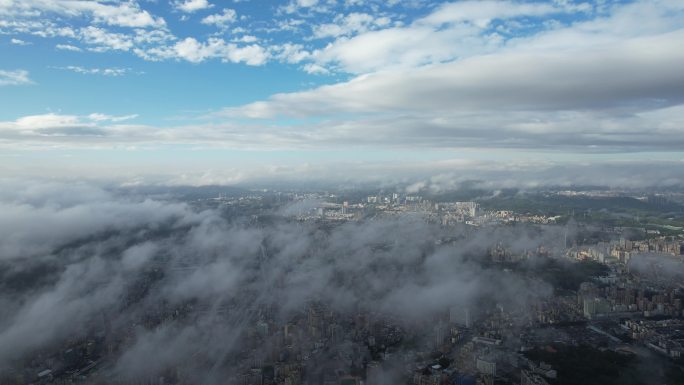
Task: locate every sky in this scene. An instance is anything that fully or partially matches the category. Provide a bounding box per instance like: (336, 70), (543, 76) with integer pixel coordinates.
(1, 0), (683, 187)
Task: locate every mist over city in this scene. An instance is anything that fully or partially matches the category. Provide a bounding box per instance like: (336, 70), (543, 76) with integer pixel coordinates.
(1, 1), (684, 385)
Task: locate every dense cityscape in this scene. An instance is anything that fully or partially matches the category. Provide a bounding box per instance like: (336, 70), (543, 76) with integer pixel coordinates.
(1, 185), (683, 385)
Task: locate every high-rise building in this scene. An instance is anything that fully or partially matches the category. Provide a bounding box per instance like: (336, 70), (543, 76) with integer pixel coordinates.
(450, 307), (471, 328)
(521, 369), (550, 385)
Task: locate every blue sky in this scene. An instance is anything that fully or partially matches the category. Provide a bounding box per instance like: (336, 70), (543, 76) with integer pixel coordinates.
(1, 0), (683, 187)
(1, 0), (438, 120)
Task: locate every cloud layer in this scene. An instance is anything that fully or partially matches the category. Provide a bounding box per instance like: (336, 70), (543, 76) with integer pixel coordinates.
(0, 180), (559, 383)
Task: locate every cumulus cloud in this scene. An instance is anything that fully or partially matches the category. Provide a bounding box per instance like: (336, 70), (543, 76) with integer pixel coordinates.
(55, 43), (82, 51)
(144, 37), (269, 65)
(313, 12), (391, 39)
(201, 8), (237, 29)
(2, 0), (676, 78)
(0, 0), (165, 28)
(10, 38), (30, 45)
(79, 26), (134, 52)
(272, 43), (310, 63)
(282, 0), (321, 14)
(174, 0), (214, 13)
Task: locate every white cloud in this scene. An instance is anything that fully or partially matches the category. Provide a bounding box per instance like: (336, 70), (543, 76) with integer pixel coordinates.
(173, 37), (219, 63)
(85, 1), (165, 28)
(273, 43), (310, 63)
(12, 114), (82, 130)
(1, 0), (677, 76)
(295, 0), (683, 74)
(344, 0), (365, 6)
(132, 29), (175, 45)
(227, 29), (684, 118)
(54, 66), (136, 77)
(302, 63), (329, 75)
(10, 38), (30, 45)
(79, 26), (134, 52)
(304, 0), (684, 75)
(0, 19), (77, 39)
(298, 0), (318, 6)
(147, 37), (269, 65)
(310, 18), (494, 73)
(304, 0), (568, 73)
(282, 0), (321, 14)
(0, 69), (33, 86)
(313, 12), (392, 39)
(87, 113), (139, 122)
(0, 113), (139, 138)
(421, 0), (559, 27)
(0, 0), (165, 28)
(202, 13), (684, 154)
(201, 8), (237, 29)
(234, 35), (258, 43)
(174, 0), (214, 13)
(224, 44), (269, 65)
(55, 43), (81, 51)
